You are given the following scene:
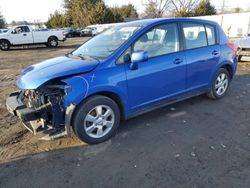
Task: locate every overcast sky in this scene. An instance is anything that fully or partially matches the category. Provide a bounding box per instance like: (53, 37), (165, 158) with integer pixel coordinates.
(1, 0), (250, 23)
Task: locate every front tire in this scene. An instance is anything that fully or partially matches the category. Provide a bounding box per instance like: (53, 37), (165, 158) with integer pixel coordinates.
(207, 68), (230, 99)
(0, 40), (10, 51)
(73, 95), (121, 144)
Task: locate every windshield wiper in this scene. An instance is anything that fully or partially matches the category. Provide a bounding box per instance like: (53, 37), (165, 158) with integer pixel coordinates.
(66, 53), (99, 61)
(76, 54), (99, 61)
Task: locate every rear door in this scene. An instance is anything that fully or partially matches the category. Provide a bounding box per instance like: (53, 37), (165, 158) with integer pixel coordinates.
(181, 22), (220, 91)
(124, 23), (187, 111)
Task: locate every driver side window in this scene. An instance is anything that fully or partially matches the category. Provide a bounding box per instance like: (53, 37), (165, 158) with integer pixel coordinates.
(133, 23), (180, 58)
(14, 26), (30, 34)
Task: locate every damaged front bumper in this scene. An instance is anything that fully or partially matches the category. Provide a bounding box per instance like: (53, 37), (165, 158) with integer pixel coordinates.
(6, 91), (75, 140)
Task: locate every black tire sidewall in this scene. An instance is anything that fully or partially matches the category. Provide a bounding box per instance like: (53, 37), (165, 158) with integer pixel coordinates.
(48, 38), (58, 47)
(211, 68), (230, 99)
(73, 96), (120, 144)
(0, 40), (10, 51)
(238, 55), (242, 62)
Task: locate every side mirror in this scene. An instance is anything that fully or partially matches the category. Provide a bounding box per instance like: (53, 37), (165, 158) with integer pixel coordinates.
(123, 53), (131, 63)
(130, 50), (148, 70)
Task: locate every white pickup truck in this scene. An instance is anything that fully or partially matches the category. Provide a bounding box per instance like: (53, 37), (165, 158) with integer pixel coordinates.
(0, 25), (66, 50)
(235, 35), (250, 61)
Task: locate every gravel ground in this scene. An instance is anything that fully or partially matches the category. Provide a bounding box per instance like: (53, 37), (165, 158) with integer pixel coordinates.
(0, 38), (250, 188)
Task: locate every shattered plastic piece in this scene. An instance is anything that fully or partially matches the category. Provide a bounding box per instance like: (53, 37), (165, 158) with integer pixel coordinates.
(191, 151), (196, 157)
(170, 107), (176, 111)
(175, 154), (180, 158)
(210, 146), (215, 150)
(166, 130), (174, 133)
(221, 143), (226, 148)
(169, 111), (186, 118)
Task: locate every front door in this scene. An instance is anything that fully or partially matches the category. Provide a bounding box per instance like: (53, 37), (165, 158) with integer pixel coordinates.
(125, 23), (186, 111)
(10, 26), (33, 45)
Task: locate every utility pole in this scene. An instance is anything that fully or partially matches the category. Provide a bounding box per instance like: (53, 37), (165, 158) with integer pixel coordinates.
(247, 15), (250, 35)
(221, 0), (225, 14)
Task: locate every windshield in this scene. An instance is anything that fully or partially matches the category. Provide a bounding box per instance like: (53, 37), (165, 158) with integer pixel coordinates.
(72, 26), (141, 59)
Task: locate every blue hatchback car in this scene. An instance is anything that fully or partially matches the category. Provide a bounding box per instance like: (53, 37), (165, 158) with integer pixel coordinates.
(6, 18), (238, 144)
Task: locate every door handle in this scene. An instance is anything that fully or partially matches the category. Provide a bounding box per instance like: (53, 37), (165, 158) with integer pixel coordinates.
(23, 33), (27, 36)
(212, 50), (219, 55)
(173, 58), (183, 64)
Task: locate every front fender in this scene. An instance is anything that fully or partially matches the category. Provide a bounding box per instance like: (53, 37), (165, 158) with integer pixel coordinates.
(62, 76), (89, 107)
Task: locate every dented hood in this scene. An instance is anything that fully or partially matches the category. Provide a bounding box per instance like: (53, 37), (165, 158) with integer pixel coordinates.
(17, 56), (99, 89)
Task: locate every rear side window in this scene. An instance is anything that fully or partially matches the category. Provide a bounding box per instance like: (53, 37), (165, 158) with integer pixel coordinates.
(205, 25), (216, 45)
(182, 23), (207, 50)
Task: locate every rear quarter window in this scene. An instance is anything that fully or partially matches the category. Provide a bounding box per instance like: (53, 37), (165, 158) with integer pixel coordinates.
(205, 25), (216, 45)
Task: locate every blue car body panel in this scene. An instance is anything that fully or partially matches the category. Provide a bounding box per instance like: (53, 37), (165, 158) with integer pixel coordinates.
(125, 51), (186, 112)
(16, 18), (238, 120)
(17, 56), (99, 89)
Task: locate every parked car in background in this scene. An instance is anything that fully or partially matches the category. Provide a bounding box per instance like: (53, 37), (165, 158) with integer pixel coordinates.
(0, 29), (8, 33)
(6, 18), (238, 144)
(63, 28), (81, 38)
(80, 27), (97, 37)
(77, 27), (85, 33)
(235, 35), (250, 61)
(0, 25), (66, 50)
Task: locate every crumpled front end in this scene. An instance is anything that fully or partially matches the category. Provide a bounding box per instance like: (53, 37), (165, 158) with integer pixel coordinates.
(6, 80), (73, 140)
(6, 55), (95, 140)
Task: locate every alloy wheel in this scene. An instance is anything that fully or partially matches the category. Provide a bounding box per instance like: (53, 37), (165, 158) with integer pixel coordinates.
(84, 105), (115, 138)
(215, 73), (229, 96)
(0, 41), (8, 50)
(50, 39), (57, 47)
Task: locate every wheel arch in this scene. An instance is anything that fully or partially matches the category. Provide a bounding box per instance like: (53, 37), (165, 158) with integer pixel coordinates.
(209, 62), (235, 89)
(220, 64), (233, 80)
(69, 90), (126, 131)
(0, 38), (10, 43)
(84, 91), (126, 120)
(48, 35), (59, 41)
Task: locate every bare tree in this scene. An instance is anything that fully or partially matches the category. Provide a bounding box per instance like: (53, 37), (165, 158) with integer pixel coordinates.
(142, 0), (201, 18)
(142, 0), (172, 18)
(170, 0), (199, 17)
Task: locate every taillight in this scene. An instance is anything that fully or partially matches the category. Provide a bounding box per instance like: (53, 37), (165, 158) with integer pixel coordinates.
(226, 42), (238, 53)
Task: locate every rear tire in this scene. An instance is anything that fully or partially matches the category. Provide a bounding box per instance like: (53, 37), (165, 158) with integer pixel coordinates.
(47, 37), (58, 47)
(238, 55), (242, 62)
(73, 95), (121, 144)
(207, 68), (230, 99)
(0, 40), (10, 51)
